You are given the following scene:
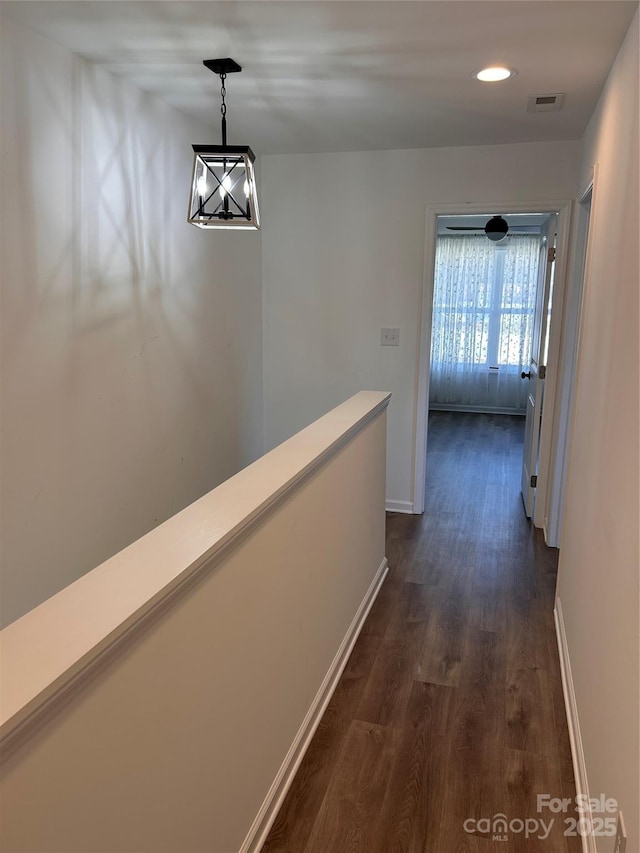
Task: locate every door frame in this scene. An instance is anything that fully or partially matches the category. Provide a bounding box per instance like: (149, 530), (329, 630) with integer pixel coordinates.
(522, 213), (557, 519)
(544, 168), (598, 545)
(412, 199), (573, 523)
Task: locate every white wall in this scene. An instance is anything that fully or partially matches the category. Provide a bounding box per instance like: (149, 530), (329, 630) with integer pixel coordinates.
(261, 140), (579, 508)
(0, 15), (263, 627)
(557, 11), (639, 852)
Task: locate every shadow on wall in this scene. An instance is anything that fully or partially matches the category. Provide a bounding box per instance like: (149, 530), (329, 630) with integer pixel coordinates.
(0, 20), (262, 627)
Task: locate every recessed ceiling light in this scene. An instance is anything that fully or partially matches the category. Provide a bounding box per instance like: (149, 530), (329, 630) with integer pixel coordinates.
(473, 66), (517, 82)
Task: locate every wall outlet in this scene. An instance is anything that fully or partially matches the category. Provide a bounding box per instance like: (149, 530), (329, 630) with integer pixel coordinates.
(614, 811), (627, 853)
(381, 327), (400, 346)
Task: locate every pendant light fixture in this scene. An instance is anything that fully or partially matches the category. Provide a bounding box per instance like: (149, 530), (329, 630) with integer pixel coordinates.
(188, 58), (260, 230)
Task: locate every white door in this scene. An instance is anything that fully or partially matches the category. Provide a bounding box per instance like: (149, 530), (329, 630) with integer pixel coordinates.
(521, 215), (557, 517)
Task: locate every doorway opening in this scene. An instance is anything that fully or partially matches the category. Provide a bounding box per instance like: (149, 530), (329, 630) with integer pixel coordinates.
(413, 200), (573, 539)
(429, 213), (551, 416)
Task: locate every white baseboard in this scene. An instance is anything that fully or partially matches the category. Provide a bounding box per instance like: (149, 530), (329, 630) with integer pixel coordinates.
(240, 556), (389, 853)
(386, 499), (414, 514)
(554, 597), (597, 853)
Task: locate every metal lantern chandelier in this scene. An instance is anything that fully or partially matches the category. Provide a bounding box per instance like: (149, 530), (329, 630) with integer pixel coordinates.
(188, 58), (260, 230)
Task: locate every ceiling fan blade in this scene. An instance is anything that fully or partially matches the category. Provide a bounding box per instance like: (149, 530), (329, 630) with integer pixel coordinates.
(445, 226), (485, 230)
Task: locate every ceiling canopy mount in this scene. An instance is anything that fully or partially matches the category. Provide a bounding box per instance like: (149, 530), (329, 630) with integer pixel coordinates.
(202, 58), (242, 76)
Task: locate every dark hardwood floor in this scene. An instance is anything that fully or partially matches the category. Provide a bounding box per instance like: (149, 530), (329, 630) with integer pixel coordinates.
(262, 412), (579, 853)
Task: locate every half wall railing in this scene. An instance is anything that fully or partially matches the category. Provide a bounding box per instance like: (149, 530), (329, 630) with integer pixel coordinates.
(0, 390), (391, 853)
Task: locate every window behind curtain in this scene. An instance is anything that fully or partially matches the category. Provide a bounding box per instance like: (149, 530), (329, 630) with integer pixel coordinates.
(429, 234), (540, 413)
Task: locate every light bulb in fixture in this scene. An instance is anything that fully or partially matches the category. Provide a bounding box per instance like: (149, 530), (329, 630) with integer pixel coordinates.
(219, 173), (233, 199)
(473, 66), (516, 82)
(196, 175), (208, 197)
(243, 180), (250, 198)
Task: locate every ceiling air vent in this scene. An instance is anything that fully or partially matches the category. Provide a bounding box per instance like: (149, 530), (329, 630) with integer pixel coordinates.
(527, 93), (565, 113)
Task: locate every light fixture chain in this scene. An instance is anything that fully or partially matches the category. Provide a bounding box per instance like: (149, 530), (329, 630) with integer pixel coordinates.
(220, 73), (227, 118)
(218, 72), (228, 146)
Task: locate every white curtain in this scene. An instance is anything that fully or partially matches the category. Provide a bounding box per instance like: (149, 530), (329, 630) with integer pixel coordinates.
(429, 234), (540, 412)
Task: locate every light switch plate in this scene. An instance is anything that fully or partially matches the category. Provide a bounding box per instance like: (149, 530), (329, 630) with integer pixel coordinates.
(381, 327), (400, 346)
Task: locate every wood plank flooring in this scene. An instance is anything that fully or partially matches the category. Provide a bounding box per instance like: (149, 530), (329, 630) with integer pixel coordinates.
(262, 412), (579, 853)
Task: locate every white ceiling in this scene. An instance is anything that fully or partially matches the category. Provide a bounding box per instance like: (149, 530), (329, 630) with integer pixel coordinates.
(3, 0), (638, 154)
